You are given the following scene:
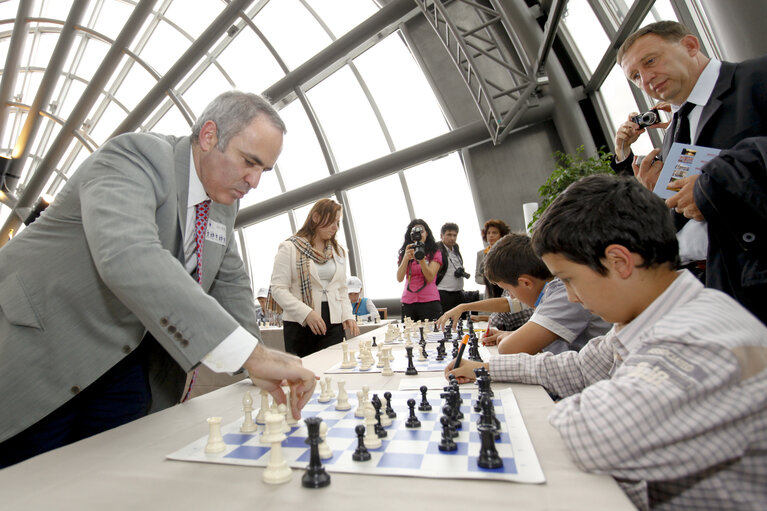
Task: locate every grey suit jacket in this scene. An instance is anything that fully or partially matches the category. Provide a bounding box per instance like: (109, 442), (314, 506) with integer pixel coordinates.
(0, 133), (260, 442)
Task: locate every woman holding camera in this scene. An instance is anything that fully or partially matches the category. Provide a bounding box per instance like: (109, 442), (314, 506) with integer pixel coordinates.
(269, 198), (359, 357)
(396, 219), (442, 321)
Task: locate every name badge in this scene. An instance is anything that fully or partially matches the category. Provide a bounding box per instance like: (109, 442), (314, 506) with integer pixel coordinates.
(205, 220), (227, 246)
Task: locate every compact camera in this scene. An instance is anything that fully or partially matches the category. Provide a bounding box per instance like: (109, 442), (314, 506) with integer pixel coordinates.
(632, 108), (661, 129)
(454, 267), (470, 279)
(409, 226), (425, 260)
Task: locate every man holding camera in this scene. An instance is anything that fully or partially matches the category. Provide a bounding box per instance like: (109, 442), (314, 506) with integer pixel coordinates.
(612, 20), (767, 324)
(435, 222), (469, 316)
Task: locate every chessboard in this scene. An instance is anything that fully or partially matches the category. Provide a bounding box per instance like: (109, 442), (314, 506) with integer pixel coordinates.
(324, 346), (492, 374)
(167, 387), (545, 484)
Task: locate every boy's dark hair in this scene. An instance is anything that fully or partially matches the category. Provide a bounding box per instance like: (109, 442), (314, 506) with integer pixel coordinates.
(441, 222), (459, 235)
(531, 175), (680, 275)
(484, 233), (552, 286)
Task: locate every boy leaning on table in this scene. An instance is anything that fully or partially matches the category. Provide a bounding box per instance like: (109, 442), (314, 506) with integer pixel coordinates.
(446, 174), (767, 511)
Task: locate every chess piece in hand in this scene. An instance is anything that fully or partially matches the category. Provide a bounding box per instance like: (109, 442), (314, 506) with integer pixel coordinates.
(242, 343), (318, 420)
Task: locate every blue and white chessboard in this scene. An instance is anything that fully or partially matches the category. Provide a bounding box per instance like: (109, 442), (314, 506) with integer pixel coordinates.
(167, 388), (545, 484)
(325, 346), (491, 374)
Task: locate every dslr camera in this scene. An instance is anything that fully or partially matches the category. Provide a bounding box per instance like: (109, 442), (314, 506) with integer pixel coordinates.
(454, 267), (470, 279)
(409, 225), (426, 260)
(632, 108), (661, 129)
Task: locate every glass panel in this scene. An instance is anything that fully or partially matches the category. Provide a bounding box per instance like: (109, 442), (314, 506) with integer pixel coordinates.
(600, 66), (658, 157)
(90, 0), (135, 40)
(16, 70), (43, 106)
(353, 33), (449, 150)
(57, 78), (86, 119)
(137, 19), (190, 76)
(181, 65), (232, 118)
(242, 213), (294, 291)
(111, 59), (157, 111)
(562, 0), (610, 75)
(346, 175), (411, 299)
(72, 36), (110, 81)
(148, 102), (191, 135)
(88, 97), (127, 145)
(0, 37), (9, 64)
(303, 0), (378, 38)
(254, 0), (331, 70)
(307, 66), (390, 171)
(38, 0), (74, 20)
(0, 1), (19, 19)
(28, 32), (59, 69)
(216, 28), (285, 92)
(403, 154), (482, 292)
(270, 99), (328, 192)
(164, 0), (223, 39)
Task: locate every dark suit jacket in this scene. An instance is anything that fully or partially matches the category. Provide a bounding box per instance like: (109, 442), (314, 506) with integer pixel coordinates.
(612, 55), (767, 176)
(0, 133), (260, 442)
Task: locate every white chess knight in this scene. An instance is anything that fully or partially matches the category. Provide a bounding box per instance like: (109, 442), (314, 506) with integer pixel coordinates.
(318, 421), (333, 460)
(335, 380), (351, 411)
(240, 391), (258, 433)
(262, 412), (292, 485)
(204, 417), (226, 454)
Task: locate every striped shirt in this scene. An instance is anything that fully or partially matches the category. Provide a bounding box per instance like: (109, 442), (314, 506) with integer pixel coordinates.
(489, 270), (767, 510)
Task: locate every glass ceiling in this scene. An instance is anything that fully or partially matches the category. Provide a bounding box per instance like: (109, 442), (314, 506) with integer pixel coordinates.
(0, 0), (719, 300)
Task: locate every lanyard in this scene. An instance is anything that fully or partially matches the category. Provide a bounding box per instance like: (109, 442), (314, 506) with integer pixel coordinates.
(534, 281), (549, 308)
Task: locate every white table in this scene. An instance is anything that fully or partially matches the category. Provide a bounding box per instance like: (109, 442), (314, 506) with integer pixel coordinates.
(0, 325), (635, 510)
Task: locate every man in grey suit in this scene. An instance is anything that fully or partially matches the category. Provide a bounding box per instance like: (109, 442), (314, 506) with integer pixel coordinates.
(0, 91), (317, 467)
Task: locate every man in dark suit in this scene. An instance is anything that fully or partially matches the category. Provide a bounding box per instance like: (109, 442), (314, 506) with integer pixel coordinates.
(0, 91), (317, 467)
(610, 20), (767, 323)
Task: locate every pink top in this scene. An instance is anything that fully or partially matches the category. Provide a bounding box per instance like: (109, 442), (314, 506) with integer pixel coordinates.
(400, 250), (443, 304)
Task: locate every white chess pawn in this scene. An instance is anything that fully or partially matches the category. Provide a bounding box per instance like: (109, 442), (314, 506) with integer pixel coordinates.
(325, 377), (336, 398)
(380, 406), (392, 427)
(381, 350), (393, 377)
(255, 389), (269, 425)
(363, 405), (382, 449)
(354, 390), (365, 418)
(284, 389), (298, 427)
(376, 349), (385, 368)
(335, 380), (351, 411)
(204, 417), (226, 454)
(240, 391), (257, 433)
(277, 403), (291, 433)
(262, 412), (292, 484)
(318, 421), (333, 460)
(417, 346), (426, 362)
(317, 379), (330, 403)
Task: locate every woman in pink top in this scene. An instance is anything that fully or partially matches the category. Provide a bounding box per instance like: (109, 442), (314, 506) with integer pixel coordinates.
(396, 219), (443, 321)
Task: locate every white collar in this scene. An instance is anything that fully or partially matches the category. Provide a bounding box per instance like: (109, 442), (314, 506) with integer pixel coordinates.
(672, 59), (721, 112)
(188, 147), (208, 207)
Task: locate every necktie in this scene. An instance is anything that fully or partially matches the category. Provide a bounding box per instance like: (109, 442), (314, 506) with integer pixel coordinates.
(194, 199), (211, 284)
(182, 199), (210, 403)
(672, 102), (696, 145)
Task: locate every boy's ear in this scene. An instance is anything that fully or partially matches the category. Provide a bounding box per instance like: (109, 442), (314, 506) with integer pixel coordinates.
(603, 244), (635, 279)
(516, 275), (535, 289)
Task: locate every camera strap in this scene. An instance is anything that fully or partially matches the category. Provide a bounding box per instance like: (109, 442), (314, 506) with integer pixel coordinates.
(406, 262), (427, 294)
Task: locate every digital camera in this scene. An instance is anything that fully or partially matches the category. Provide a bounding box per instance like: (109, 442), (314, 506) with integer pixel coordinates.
(632, 108), (661, 129)
(410, 226), (425, 260)
(454, 267), (470, 279)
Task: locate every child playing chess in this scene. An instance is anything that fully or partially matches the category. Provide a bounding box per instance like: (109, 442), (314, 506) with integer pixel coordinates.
(446, 175), (767, 510)
(440, 232), (610, 355)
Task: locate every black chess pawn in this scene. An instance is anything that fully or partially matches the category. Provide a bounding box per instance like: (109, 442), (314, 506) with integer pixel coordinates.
(405, 398), (421, 428)
(371, 336), (377, 347)
(477, 423), (503, 469)
(404, 346), (418, 375)
(302, 417), (331, 488)
(418, 385), (432, 411)
(438, 416), (457, 452)
(372, 396), (387, 438)
(383, 391), (397, 418)
(352, 425), (371, 461)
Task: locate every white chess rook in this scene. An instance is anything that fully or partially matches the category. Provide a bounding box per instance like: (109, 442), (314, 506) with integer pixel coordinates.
(204, 417), (226, 454)
(335, 380), (351, 411)
(262, 412), (292, 484)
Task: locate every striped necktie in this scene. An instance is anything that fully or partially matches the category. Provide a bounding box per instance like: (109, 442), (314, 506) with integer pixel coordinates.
(194, 199), (211, 284)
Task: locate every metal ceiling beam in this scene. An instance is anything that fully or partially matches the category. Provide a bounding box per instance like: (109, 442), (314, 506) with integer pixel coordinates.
(585, 0), (656, 93)
(234, 95), (553, 229)
(0, 0), (160, 245)
(4, 0), (90, 191)
(109, 0), (255, 137)
(0, 0), (34, 150)
(262, 0), (418, 104)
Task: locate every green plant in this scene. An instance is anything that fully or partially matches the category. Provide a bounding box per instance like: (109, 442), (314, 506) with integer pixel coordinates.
(527, 145), (614, 230)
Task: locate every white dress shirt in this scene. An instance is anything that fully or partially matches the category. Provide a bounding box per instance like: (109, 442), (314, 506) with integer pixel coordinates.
(183, 150), (258, 373)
